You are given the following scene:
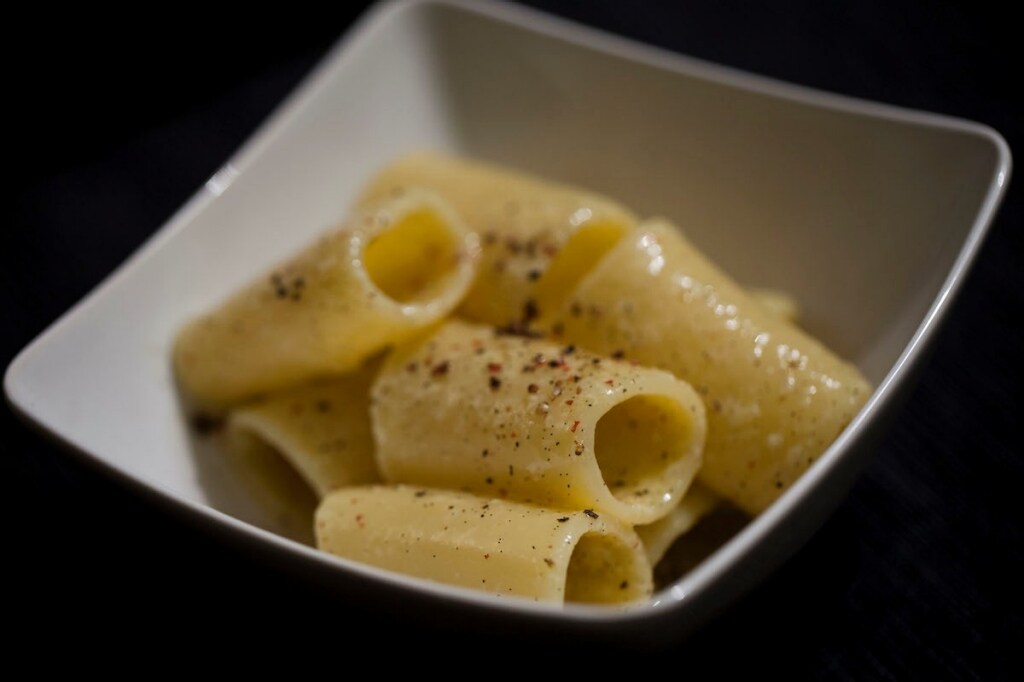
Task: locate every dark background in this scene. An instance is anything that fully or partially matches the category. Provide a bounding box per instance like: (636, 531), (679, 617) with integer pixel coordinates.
(5, 0), (1021, 674)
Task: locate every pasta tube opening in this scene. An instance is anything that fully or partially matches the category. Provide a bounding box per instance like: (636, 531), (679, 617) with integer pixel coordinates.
(356, 152), (636, 327)
(314, 486), (653, 605)
(218, 426), (319, 545)
(371, 320), (705, 526)
(555, 221), (872, 514)
(362, 206), (467, 306)
(565, 530), (651, 604)
(594, 395), (696, 511)
(534, 222), (625, 318)
(224, 374), (379, 499)
(636, 483), (720, 566)
(173, 190), (478, 408)
(226, 427), (319, 502)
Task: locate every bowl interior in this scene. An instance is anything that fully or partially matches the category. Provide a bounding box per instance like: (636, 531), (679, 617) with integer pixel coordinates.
(5, 0), (1006, 616)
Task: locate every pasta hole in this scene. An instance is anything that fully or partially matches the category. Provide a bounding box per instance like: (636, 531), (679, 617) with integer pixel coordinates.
(363, 208), (462, 304)
(594, 395), (693, 509)
(535, 222), (625, 311)
(222, 429), (318, 546)
(565, 531), (646, 604)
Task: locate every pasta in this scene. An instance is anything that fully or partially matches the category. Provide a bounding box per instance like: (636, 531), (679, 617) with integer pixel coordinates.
(358, 152), (637, 327)
(176, 152), (872, 606)
(636, 484), (720, 566)
(315, 485), (652, 604)
(224, 366), (379, 499)
(552, 221), (871, 514)
(173, 189), (479, 407)
(751, 289), (799, 323)
(371, 320), (706, 525)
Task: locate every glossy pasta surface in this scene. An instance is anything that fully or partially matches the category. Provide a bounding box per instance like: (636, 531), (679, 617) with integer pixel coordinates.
(316, 485), (652, 604)
(175, 152), (872, 606)
(554, 222), (871, 513)
(371, 320), (706, 525)
(174, 189), (479, 407)
(359, 152), (636, 327)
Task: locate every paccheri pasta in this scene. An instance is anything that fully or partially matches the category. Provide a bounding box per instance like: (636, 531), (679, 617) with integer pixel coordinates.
(174, 189), (479, 408)
(357, 152), (636, 328)
(175, 152), (871, 605)
(372, 320), (705, 525)
(316, 486), (652, 604)
(552, 222), (872, 514)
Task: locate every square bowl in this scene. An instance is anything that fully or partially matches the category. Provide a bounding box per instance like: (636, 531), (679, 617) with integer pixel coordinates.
(4, 0), (1009, 642)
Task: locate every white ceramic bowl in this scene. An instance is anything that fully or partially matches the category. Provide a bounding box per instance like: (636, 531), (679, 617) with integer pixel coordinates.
(4, 0), (1009, 642)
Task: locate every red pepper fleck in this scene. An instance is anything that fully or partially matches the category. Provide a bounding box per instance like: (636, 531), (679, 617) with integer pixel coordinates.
(487, 362), (503, 373)
(565, 400), (574, 406)
(355, 514), (365, 528)
(570, 420), (580, 433)
(431, 361), (450, 377)
(604, 379), (615, 386)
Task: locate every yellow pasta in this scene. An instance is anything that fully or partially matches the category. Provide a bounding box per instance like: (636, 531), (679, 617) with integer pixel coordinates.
(175, 151), (877, 605)
(636, 484), (720, 566)
(371, 320), (706, 525)
(225, 368), (378, 499)
(315, 485), (652, 604)
(216, 426), (319, 546)
(173, 189), (479, 407)
(358, 152), (636, 327)
(751, 288), (800, 323)
(553, 221), (871, 514)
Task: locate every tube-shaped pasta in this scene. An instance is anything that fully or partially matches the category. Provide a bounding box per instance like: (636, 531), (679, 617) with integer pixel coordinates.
(173, 190), (479, 407)
(751, 288), (800, 323)
(315, 485), (653, 604)
(554, 221), (872, 514)
(636, 484), (720, 566)
(357, 152), (636, 327)
(371, 320), (706, 525)
(225, 368), (378, 499)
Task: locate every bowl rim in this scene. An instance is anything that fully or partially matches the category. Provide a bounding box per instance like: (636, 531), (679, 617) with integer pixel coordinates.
(4, 0), (1012, 625)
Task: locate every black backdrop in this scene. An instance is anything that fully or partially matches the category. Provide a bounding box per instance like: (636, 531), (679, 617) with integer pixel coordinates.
(5, 1), (1021, 674)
